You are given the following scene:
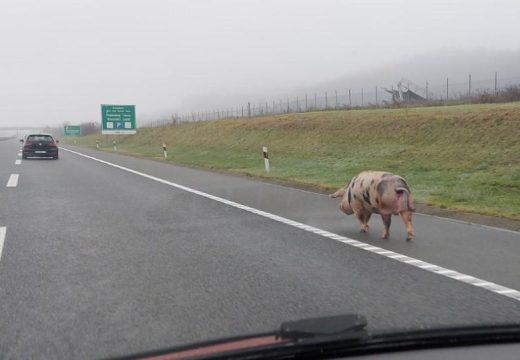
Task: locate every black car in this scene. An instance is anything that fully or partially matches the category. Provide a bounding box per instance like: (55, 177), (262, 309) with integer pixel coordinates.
(22, 133), (59, 159)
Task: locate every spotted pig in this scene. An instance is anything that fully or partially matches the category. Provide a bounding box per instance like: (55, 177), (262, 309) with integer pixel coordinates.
(329, 171), (415, 240)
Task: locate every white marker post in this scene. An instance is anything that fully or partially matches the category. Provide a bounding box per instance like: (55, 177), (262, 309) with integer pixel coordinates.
(96, 139), (100, 149)
(262, 146), (269, 172)
(113, 140), (117, 151)
(162, 143), (167, 159)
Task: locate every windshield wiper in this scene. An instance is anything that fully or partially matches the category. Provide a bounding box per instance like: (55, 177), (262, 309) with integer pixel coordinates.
(278, 313), (368, 340)
(107, 314), (520, 360)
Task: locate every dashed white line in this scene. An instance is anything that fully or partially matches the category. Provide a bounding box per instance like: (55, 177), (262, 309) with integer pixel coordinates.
(17, 153), (22, 157)
(15, 159), (21, 165)
(0, 227), (6, 262)
(60, 147), (520, 302)
(6, 174), (19, 187)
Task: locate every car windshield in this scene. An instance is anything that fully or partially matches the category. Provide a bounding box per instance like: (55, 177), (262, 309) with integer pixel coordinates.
(0, 0), (519, 359)
(27, 135), (53, 142)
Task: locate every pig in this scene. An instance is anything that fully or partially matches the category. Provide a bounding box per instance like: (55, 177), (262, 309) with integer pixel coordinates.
(329, 171), (415, 240)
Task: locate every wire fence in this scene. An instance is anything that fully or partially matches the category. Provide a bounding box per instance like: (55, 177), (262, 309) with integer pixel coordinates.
(144, 72), (520, 127)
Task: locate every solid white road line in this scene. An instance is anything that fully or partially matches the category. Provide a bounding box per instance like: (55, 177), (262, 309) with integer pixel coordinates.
(0, 227), (6, 262)
(15, 160), (21, 165)
(6, 174), (19, 187)
(61, 147), (520, 302)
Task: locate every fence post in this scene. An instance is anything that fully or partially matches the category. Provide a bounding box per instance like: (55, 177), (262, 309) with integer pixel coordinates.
(468, 74), (471, 99)
(325, 92), (328, 109)
(272, 100), (275, 114)
(426, 81), (429, 100)
(349, 89), (351, 106)
(335, 90), (338, 108)
(248, 102), (251, 117)
(495, 71), (498, 96)
(375, 86), (378, 105)
(162, 143), (167, 159)
(446, 77), (449, 102)
(314, 93), (317, 109)
(287, 98), (290, 113)
(361, 88), (364, 106)
(305, 94), (308, 111)
(296, 96), (299, 112)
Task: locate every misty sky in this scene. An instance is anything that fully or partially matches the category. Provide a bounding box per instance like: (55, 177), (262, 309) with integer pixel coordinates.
(1, 0), (520, 128)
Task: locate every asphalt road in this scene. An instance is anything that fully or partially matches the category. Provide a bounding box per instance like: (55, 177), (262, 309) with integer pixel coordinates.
(0, 137), (519, 359)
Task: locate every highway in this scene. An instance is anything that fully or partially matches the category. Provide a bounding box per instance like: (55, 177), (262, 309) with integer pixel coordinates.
(0, 137), (519, 359)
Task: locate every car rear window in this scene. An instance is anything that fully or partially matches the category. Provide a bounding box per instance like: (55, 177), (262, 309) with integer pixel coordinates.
(27, 135), (54, 142)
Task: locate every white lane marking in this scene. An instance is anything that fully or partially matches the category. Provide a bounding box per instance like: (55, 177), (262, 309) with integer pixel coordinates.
(60, 147), (520, 302)
(15, 159), (21, 165)
(0, 227), (5, 261)
(6, 174), (19, 187)
(17, 153), (22, 157)
(246, 175), (520, 235)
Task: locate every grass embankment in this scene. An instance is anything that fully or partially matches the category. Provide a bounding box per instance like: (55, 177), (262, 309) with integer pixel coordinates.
(65, 103), (520, 220)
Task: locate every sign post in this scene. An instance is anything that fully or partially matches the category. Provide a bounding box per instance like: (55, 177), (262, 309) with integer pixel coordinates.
(101, 105), (136, 135)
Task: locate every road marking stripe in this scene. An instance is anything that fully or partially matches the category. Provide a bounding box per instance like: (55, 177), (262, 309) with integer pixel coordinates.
(60, 147), (520, 302)
(6, 174), (19, 187)
(0, 227), (5, 261)
(15, 159), (21, 165)
(17, 153), (22, 157)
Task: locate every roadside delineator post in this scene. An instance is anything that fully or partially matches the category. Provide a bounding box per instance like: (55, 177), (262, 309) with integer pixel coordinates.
(113, 140), (117, 151)
(96, 139), (100, 149)
(74, 139), (77, 145)
(262, 146), (269, 172)
(162, 143), (167, 159)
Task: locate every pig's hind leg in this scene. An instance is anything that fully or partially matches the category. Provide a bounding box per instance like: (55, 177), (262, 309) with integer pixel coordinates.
(400, 211), (414, 241)
(356, 210), (372, 233)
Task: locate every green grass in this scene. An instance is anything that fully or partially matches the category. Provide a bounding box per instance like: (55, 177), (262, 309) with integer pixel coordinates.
(64, 102), (520, 220)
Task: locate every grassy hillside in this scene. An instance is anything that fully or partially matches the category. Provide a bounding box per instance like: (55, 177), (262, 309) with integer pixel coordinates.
(65, 103), (520, 220)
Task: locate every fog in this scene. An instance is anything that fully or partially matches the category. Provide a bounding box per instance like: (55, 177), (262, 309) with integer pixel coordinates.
(1, 0), (520, 128)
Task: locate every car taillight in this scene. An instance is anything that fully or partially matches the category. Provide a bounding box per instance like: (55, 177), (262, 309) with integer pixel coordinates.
(23, 141), (32, 148)
(49, 142), (57, 148)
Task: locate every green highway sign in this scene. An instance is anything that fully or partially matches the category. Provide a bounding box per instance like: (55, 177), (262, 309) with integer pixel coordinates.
(64, 125), (81, 136)
(101, 104), (136, 135)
